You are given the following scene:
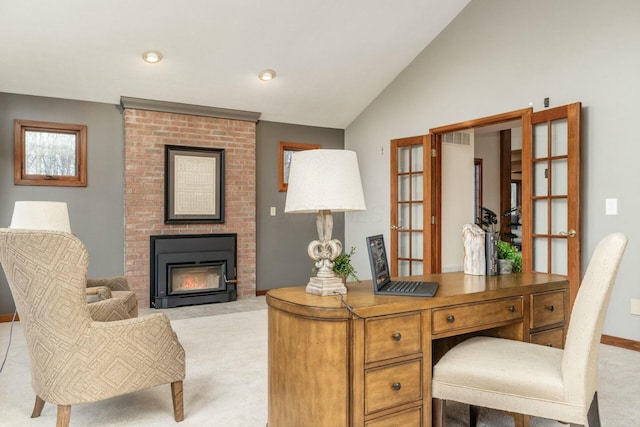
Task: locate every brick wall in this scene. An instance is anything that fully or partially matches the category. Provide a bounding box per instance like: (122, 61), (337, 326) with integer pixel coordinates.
(123, 108), (256, 306)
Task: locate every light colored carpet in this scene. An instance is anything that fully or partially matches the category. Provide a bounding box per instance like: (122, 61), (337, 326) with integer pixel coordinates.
(1, 305), (639, 426)
(0, 309), (268, 427)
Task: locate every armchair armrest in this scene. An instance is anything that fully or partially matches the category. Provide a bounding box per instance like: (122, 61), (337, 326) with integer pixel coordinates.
(87, 276), (130, 291)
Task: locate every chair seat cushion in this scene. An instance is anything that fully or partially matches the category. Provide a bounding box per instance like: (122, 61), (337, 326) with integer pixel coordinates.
(86, 286), (112, 303)
(433, 336), (565, 402)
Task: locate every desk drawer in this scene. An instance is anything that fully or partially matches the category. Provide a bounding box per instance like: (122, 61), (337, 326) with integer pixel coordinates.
(531, 291), (565, 329)
(432, 297), (523, 335)
(531, 327), (565, 348)
(365, 360), (422, 414)
(366, 407), (422, 427)
(365, 313), (422, 363)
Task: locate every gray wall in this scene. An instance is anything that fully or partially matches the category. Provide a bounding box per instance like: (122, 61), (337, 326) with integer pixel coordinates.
(0, 93), (124, 314)
(346, 0), (640, 341)
(256, 121), (345, 291)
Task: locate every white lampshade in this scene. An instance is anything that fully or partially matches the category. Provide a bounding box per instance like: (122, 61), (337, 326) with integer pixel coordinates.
(285, 149), (366, 213)
(9, 201), (71, 232)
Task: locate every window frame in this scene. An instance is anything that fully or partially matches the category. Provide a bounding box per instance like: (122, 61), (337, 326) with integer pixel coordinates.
(278, 141), (321, 191)
(14, 119), (87, 187)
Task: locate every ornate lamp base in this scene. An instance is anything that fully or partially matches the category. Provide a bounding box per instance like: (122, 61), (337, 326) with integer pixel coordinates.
(306, 276), (347, 296)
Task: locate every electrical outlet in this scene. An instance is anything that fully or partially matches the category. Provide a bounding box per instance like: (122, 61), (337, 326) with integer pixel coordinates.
(631, 298), (640, 316)
(270, 207), (276, 216)
(544, 97), (550, 108)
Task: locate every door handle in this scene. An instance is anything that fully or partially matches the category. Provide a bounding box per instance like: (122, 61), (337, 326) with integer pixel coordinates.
(559, 229), (576, 238)
(391, 225), (405, 231)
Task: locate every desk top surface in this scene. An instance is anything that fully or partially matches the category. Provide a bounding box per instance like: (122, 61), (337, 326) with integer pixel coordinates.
(266, 272), (569, 318)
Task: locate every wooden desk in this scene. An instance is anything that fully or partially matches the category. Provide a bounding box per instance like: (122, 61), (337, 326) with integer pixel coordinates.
(266, 272), (569, 427)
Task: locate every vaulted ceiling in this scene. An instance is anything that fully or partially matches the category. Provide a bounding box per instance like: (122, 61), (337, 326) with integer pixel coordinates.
(0, 0), (470, 128)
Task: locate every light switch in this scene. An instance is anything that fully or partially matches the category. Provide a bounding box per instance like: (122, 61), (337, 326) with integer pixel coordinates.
(270, 207), (276, 216)
(605, 198), (617, 215)
(631, 298), (640, 316)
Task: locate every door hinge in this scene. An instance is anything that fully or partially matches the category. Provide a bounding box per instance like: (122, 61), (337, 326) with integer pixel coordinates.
(432, 216), (436, 225)
(431, 149), (437, 157)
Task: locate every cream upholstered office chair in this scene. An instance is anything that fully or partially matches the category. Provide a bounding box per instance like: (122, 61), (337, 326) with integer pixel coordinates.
(432, 232), (628, 427)
(0, 229), (185, 427)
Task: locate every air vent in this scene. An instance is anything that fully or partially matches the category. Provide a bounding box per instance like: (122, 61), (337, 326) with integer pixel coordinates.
(442, 132), (471, 146)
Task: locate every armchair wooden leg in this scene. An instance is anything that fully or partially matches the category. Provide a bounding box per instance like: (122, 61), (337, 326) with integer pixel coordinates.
(31, 395), (46, 418)
(171, 381), (185, 422)
(512, 413), (530, 427)
(433, 398), (445, 427)
(56, 405), (71, 427)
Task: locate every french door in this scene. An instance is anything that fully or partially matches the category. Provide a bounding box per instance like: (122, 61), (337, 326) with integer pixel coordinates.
(389, 135), (437, 277)
(521, 103), (582, 310)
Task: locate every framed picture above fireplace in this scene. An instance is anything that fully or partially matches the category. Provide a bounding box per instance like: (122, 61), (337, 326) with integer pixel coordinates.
(165, 145), (225, 223)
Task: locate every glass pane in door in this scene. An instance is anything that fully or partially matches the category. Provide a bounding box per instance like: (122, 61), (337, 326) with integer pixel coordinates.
(398, 147), (410, 173)
(551, 159), (568, 195)
(533, 123), (548, 158)
(399, 232), (410, 258)
(551, 119), (568, 156)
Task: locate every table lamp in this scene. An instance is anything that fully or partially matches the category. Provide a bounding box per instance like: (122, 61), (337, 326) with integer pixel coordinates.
(285, 149), (366, 296)
(9, 201), (71, 232)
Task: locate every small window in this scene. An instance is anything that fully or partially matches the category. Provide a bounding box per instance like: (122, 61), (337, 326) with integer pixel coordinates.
(14, 120), (87, 187)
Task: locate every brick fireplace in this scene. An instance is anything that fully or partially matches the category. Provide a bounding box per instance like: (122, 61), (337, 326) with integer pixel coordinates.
(122, 98), (258, 307)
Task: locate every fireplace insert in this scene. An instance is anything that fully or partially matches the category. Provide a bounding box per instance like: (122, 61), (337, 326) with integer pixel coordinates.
(150, 233), (237, 308)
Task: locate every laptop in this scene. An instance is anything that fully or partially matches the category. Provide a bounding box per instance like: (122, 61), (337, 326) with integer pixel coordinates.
(366, 234), (439, 297)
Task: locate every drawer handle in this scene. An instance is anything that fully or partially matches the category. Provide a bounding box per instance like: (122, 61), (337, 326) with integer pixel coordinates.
(392, 332), (402, 341)
(547, 305), (555, 312)
(508, 305), (516, 313)
(392, 382), (402, 391)
(446, 315), (455, 323)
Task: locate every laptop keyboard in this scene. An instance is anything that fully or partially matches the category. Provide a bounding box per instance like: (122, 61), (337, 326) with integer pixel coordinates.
(387, 281), (420, 293)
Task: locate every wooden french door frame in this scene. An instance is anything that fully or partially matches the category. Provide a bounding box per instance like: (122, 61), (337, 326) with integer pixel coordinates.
(522, 103), (582, 310)
(389, 135), (436, 276)
(429, 107), (530, 275)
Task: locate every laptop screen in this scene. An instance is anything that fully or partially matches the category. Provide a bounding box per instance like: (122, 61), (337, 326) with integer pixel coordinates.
(366, 234), (391, 289)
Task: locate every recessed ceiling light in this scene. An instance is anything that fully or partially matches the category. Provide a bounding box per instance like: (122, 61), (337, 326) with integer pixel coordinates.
(142, 50), (163, 64)
(258, 69), (276, 81)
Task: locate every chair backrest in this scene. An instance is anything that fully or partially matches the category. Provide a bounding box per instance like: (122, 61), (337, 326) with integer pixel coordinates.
(562, 232), (628, 405)
(0, 229), (93, 393)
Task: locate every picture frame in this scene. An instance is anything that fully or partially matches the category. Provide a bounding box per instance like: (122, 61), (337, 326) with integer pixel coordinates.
(278, 141), (320, 191)
(165, 145), (225, 223)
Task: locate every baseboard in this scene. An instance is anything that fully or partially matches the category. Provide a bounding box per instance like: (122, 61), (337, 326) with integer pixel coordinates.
(256, 290), (268, 296)
(601, 334), (640, 352)
(0, 313), (19, 323)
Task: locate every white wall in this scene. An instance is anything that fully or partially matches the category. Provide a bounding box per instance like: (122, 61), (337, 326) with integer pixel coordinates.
(441, 135), (475, 272)
(345, 0), (640, 341)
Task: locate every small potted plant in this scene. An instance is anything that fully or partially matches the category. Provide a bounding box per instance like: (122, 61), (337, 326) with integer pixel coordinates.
(332, 246), (359, 284)
(496, 240), (522, 274)
(476, 207), (498, 234)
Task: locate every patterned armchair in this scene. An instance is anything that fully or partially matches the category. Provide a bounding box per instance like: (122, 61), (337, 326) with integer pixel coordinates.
(0, 229), (185, 427)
